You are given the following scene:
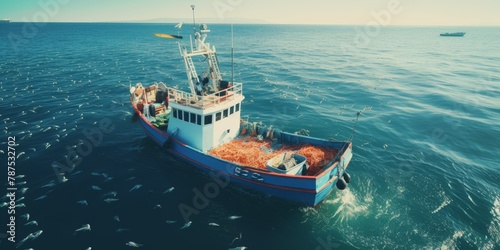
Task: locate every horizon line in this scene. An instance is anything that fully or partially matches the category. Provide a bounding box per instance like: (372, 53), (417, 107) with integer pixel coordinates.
(4, 21), (500, 27)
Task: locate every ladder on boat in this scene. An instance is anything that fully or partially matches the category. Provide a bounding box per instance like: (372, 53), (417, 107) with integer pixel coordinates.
(208, 52), (222, 83)
(184, 51), (198, 96)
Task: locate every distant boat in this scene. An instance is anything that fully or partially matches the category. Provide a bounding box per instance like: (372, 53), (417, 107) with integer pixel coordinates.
(440, 32), (466, 37)
(0, 18), (11, 23)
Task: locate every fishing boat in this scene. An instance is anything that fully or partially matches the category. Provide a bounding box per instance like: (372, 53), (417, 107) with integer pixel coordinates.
(129, 9), (355, 206)
(0, 18), (11, 23)
(440, 32), (466, 37)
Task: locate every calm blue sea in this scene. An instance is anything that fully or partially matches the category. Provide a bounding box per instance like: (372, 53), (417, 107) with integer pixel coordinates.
(1, 23), (499, 250)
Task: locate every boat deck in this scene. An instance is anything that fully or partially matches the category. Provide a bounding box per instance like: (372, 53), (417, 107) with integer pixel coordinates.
(209, 136), (338, 176)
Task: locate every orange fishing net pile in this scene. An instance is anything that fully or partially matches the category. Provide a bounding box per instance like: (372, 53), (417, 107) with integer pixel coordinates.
(209, 138), (289, 169)
(296, 146), (337, 175)
(209, 137), (337, 175)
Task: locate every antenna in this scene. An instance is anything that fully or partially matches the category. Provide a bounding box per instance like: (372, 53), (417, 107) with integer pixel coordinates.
(231, 24), (234, 85)
(191, 5), (196, 35)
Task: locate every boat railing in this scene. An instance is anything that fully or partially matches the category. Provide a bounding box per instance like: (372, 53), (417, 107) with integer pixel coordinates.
(167, 82), (243, 109)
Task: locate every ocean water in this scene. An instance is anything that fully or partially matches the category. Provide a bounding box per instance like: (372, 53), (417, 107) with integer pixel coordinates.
(0, 23), (499, 249)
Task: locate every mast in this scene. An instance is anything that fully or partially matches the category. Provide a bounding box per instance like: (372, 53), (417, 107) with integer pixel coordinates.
(191, 5), (196, 38)
(177, 6), (223, 99)
(231, 24), (234, 85)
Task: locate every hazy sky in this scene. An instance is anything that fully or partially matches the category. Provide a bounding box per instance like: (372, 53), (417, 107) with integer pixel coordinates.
(1, 0), (499, 26)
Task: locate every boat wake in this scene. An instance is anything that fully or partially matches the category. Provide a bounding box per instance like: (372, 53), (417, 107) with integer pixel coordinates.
(325, 180), (373, 225)
(299, 179), (373, 228)
(487, 197), (500, 247)
(437, 231), (465, 250)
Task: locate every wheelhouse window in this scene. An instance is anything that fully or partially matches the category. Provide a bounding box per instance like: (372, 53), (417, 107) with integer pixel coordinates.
(236, 103), (240, 112)
(175, 109), (202, 125)
(204, 114), (213, 125)
(223, 109), (228, 118)
(190, 113), (196, 124)
(230, 106), (234, 115)
(178, 109), (183, 120)
(215, 112), (221, 121)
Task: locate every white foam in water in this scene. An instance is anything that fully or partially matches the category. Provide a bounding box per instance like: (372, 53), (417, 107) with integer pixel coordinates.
(432, 196), (452, 214)
(324, 180), (373, 225)
(438, 231), (465, 250)
(487, 197), (500, 247)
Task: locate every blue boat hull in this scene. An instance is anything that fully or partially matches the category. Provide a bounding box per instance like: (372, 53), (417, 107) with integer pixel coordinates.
(134, 106), (353, 206)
